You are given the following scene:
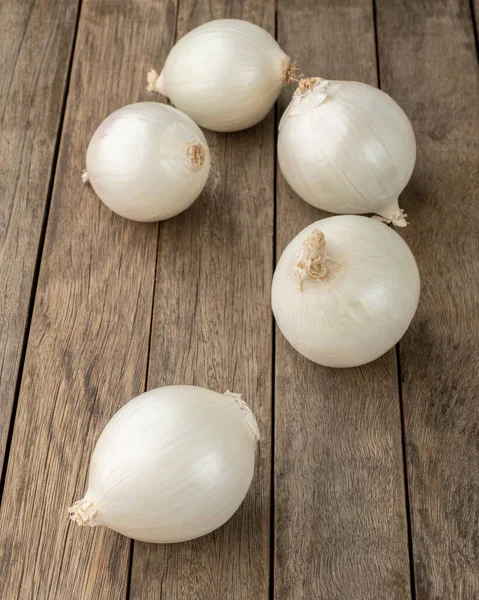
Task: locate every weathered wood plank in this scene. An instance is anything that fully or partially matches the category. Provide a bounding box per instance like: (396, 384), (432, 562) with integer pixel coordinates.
(0, 0), (177, 597)
(376, 0), (479, 597)
(0, 0), (80, 475)
(130, 2), (274, 599)
(274, 1), (412, 598)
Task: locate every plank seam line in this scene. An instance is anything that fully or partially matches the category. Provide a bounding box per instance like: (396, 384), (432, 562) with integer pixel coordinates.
(125, 216), (160, 600)
(470, 0), (479, 61)
(126, 0), (181, 595)
(372, 2), (417, 596)
(372, 0), (381, 88)
(396, 345), (417, 600)
(373, 1), (416, 597)
(125, 538), (135, 600)
(0, 0), (84, 504)
(269, 4), (279, 599)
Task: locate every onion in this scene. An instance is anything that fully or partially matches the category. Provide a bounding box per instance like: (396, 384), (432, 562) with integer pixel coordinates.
(272, 215), (420, 367)
(68, 386), (259, 543)
(147, 19), (297, 132)
(83, 102), (210, 222)
(278, 78), (416, 226)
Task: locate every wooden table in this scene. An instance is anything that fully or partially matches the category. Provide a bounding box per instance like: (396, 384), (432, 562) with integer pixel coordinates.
(0, 0), (477, 598)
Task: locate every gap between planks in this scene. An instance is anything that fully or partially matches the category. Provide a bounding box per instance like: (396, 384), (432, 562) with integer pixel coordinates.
(372, 0), (416, 597)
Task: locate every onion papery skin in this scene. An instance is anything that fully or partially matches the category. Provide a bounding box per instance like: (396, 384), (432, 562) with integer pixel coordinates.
(69, 386), (259, 543)
(278, 80), (416, 226)
(85, 102), (210, 222)
(272, 215), (420, 368)
(150, 19), (292, 132)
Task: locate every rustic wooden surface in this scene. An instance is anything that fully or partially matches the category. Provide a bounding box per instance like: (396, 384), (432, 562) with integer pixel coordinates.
(129, 1), (274, 599)
(0, 0), (79, 475)
(274, 1), (412, 599)
(0, 0), (477, 598)
(0, 0), (171, 597)
(377, 0), (479, 598)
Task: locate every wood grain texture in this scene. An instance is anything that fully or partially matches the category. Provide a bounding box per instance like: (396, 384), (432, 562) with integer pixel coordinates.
(0, 0), (79, 474)
(376, 1), (479, 597)
(0, 0), (177, 597)
(129, 2), (274, 599)
(274, 1), (412, 598)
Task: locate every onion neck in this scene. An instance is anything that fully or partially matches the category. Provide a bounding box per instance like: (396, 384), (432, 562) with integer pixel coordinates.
(186, 142), (207, 171)
(373, 202), (408, 227)
(68, 497), (98, 527)
(224, 390), (260, 442)
(296, 229), (331, 291)
(146, 68), (167, 96)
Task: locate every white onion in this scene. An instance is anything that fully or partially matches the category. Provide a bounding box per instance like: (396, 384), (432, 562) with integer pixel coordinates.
(68, 386), (259, 543)
(147, 19), (296, 132)
(83, 102), (210, 222)
(272, 215), (420, 367)
(278, 78), (416, 226)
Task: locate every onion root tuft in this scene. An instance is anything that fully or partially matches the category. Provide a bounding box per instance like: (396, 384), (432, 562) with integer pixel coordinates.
(282, 58), (302, 84)
(186, 142), (207, 171)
